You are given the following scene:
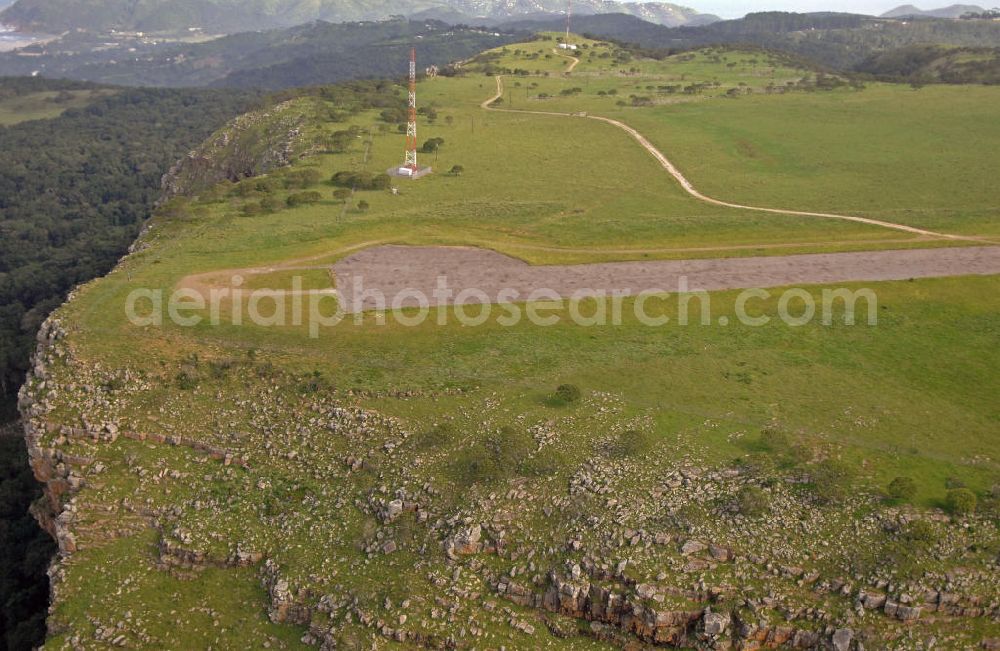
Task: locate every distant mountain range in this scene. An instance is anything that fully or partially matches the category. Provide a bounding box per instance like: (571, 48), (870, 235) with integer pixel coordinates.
(0, 0), (718, 34)
(881, 4), (986, 18)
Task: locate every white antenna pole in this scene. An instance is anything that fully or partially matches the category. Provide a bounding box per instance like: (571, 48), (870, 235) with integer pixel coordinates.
(566, 0), (571, 44)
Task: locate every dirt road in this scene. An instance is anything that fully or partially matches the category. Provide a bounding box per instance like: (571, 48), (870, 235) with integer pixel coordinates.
(333, 244), (1000, 312)
(551, 48), (580, 72)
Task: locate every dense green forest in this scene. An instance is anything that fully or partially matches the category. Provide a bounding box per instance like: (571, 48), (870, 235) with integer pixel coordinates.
(0, 82), (261, 418)
(506, 11), (1000, 69)
(0, 20), (524, 89)
(0, 427), (53, 651)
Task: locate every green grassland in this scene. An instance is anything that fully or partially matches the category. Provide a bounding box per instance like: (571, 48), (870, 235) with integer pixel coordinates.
(24, 34), (1000, 649)
(0, 88), (115, 124)
(480, 35), (1000, 238)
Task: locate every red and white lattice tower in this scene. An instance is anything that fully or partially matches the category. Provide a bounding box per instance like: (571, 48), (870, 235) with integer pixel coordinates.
(404, 47), (418, 171)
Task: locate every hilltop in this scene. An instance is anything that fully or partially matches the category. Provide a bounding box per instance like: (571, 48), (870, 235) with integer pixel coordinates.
(881, 4), (986, 18)
(16, 34), (1000, 650)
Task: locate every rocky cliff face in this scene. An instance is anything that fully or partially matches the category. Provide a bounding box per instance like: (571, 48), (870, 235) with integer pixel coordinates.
(160, 99), (309, 201)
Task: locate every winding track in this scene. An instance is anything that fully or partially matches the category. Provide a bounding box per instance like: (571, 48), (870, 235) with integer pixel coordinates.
(482, 75), (991, 244)
(551, 48), (580, 72)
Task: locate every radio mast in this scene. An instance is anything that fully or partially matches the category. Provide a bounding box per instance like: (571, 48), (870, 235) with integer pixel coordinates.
(565, 0), (572, 45)
(404, 47), (418, 171)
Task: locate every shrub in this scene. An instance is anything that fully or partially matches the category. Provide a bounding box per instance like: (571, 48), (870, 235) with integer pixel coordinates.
(286, 191), (322, 207)
(945, 488), (977, 515)
(208, 358), (235, 379)
(810, 459), (854, 504)
(901, 519), (936, 544)
(415, 423), (454, 450)
(887, 476), (918, 501)
(879, 519), (938, 579)
(259, 196), (281, 213)
(486, 426), (535, 470)
(737, 486), (769, 516)
(760, 427), (811, 465)
(231, 181), (258, 197)
(449, 165), (464, 176)
(282, 169), (322, 189)
(175, 369), (198, 390)
(357, 200), (370, 212)
(331, 171), (391, 191)
(609, 429), (654, 458)
(451, 425), (534, 486)
(553, 384), (581, 404)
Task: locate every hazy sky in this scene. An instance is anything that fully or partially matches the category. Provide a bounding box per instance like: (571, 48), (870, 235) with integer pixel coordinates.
(651, 0), (910, 19)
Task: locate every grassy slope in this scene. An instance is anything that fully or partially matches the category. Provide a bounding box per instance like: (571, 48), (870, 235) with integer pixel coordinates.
(486, 37), (1000, 237)
(0, 89), (114, 125)
(29, 35), (1000, 647)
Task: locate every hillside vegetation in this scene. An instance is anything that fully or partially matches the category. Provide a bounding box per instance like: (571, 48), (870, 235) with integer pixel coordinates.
(857, 44), (1000, 84)
(16, 34), (1000, 650)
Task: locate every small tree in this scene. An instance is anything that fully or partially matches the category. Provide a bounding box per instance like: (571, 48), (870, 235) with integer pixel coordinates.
(357, 199), (370, 212)
(887, 476), (918, 501)
(449, 165), (464, 176)
(333, 188), (352, 203)
(259, 196), (281, 213)
(945, 488), (976, 515)
(420, 137), (445, 153)
(286, 191), (322, 207)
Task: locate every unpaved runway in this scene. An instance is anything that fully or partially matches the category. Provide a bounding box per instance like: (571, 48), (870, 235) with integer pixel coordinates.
(333, 245), (1000, 312)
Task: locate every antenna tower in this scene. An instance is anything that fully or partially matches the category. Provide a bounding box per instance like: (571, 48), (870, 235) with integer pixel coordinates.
(404, 47), (418, 171)
(565, 0), (571, 45)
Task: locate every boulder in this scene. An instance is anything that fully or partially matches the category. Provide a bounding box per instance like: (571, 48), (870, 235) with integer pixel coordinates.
(832, 627), (853, 651)
(681, 539), (707, 555)
(702, 610), (730, 637)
